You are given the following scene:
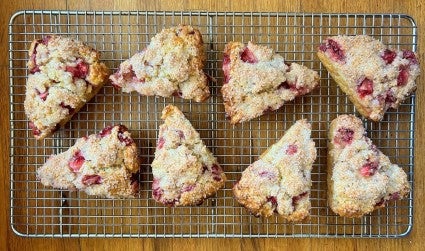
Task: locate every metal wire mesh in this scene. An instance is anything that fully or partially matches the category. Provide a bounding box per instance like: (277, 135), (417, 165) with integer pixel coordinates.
(9, 11), (416, 237)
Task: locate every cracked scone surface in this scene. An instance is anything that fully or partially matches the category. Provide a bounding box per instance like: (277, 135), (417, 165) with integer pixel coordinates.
(328, 115), (410, 217)
(317, 35), (420, 121)
(151, 105), (226, 206)
(37, 125), (140, 198)
(110, 25), (210, 102)
(221, 42), (319, 124)
(25, 35), (110, 140)
(233, 120), (316, 221)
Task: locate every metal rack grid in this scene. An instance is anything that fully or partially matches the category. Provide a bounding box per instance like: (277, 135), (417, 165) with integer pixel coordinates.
(9, 11), (416, 238)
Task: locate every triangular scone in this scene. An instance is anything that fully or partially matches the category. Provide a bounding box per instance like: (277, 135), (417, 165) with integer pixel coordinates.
(36, 125), (140, 198)
(221, 42), (319, 124)
(328, 115), (410, 217)
(233, 120), (316, 221)
(110, 25), (210, 102)
(317, 35), (420, 121)
(151, 105), (226, 206)
(25, 35), (110, 139)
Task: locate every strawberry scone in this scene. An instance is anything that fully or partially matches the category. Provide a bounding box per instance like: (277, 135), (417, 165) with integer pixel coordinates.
(233, 120), (316, 221)
(328, 115), (410, 217)
(25, 35), (110, 139)
(110, 25), (210, 102)
(318, 35), (420, 121)
(221, 42), (320, 124)
(37, 125), (140, 198)
(151, 105), (226, 206)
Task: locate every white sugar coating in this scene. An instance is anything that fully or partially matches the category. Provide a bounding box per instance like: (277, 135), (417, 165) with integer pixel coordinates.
(25, 35), (110, 139)
(110, 25), (210, 102)
(221, 41), (319, 124)
(36, 125), (140, 198)
(233, 119), (316, 221)
(317, 35), (420, 121)
(328, 114), (410, 217)
(151, 105), (226, 207)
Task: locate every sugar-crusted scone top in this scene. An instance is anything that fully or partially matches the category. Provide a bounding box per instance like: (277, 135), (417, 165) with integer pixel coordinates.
(233, 120), (316, 221)
(318, 35), (420, 121)
(36, 125), (140, 198)
(151, 105), (226, 206)
(25, 35), (110, 139)
(328, 115), (410, 217)
(110, 25), (210, 102)
(221, 41), (319, 124)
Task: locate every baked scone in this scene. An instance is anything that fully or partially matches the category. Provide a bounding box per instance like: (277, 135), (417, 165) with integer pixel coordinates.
(221, 42), (320, 124)
(328, 115), (410, 217)
(233, 119), (316, 221)
(36, 125), (140, 198)
(317, 35), (420, 121)
(110, 25), (210, 102)
(25, 35), (110, 139)
(151, 105), (226, 206)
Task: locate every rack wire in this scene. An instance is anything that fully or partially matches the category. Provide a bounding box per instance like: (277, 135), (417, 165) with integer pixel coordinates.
(9, 11), (416, 238)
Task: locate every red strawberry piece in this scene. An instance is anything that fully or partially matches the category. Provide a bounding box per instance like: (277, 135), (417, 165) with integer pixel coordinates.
(267, 196), (278, 207)
(82, 174), (102, 186)
(117, 125), (133, 146)
(110, 73), (123, 89)
(375, 198), (386, 207)
(118, 133), (133, 146)
(334, 127), (355, 147)
(29, 121), (41, 136)
(211, 164), (222, 181)
(69, 150), (85, 172)
(66, 61), (89, 79)
(385, 90), (396, 104)
(118, 124), (128, 132)
(381, 49), (397, 64)
(286, 144), (298, 155)
(36, 88), (49, 101)
(99, 125), (114, 138)
(122, 66), (139, 82)
(397, 67), (409, 86)
(30, 65), (41, 74)
(360, 161), (379, 177)
(181, 184), (195, 192)
(157, 137), (165, 149)
(29, 44), (41, 74)
(222, 54), (231, 83)
(258, 170), (276, 180)
(390, 192), (400, 200)
(175, 130), (185, 139)
(292, 192), (308, 207)
(402, 50), (418, 64)
(41, 35), (51, 45)
(357, 78), (374, 98)
(152, 179), (163, 200)
(164, 199), (178, 207)
(320, 39), (345, 61)
(240, 47), (258, 64)
(60, 102), (75, 114)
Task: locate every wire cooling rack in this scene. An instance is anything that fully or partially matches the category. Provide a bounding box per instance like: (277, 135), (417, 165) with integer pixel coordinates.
(9, 11), (416, 238)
